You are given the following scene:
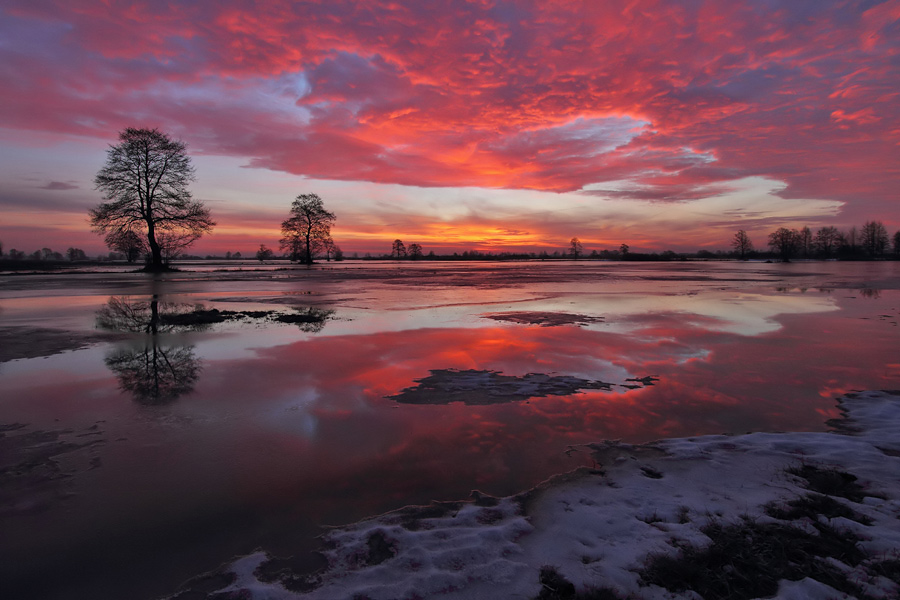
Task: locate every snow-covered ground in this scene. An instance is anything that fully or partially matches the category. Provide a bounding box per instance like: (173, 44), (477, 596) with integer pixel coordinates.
(178, 390), (900, 600)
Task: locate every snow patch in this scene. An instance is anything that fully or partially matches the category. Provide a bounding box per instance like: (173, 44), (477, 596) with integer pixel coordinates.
(181, 391), (900, 599)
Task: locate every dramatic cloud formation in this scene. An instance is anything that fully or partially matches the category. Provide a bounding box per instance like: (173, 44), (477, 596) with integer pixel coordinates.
(0, 0), (897, 254)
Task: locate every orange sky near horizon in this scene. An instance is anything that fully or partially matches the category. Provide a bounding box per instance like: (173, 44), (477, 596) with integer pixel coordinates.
(0, 0), (898, 256)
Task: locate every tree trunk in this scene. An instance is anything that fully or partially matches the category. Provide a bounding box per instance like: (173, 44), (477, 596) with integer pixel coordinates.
(146, 222), (164, 270)
(304, 221), (313, 265)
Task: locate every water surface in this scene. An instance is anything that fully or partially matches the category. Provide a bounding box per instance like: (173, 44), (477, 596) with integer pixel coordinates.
(1, 261), (898, 599)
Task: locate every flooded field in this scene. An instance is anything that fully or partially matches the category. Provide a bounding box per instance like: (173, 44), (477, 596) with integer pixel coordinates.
(2, 260), (898, 599)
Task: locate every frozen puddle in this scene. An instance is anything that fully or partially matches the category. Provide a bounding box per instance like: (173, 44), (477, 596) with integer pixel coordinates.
(171, 391), (900, 599)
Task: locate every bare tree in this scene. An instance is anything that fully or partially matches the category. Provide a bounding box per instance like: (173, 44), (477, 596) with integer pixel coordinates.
(322, 237), (336, 261)
(797, 226), (813, 258)
(66, 247), (87, 261)
(847, 226), (858, 253)
(256, 244), (274, 262)
(91, 128), (214, 271)
(860, 220), (889, 257)
(814, 226), (840, 258)
(768, 227), (799, 261)
(569, 237), (583, 259)
(392, 239), (407, 259)
(731, 230), (753, 260)
(105, 228), (146, 262)
(280, 194), (336, 265)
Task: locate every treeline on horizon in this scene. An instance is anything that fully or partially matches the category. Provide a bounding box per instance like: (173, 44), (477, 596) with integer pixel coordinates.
(3, 219), (899, 268)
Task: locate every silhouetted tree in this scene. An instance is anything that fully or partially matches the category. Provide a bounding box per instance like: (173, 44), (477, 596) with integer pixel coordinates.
(280, 193), (336, 265)
(731, 230), (753, 259)
(893, 231), (900, 256)
(256, 244), (274, 262)
(91, 128), (214, 271)
(392, 239), (407, 258)
(31, 247), (63, 260)
(814, 226), (840, 258)
(569, 237), (583, 259)
(860, 220), (889, 257)
(619, 243), (630, 257)
(408, 243), (423, 259)
(847, 226), (858, 254)
(66, 247), (87, 261)
(797, 226), (813, 258)
(322, 237), (336, 261)
(105, 228), (146, 262)
(156, 230), (199, 263)
(768, 227), (799, 261)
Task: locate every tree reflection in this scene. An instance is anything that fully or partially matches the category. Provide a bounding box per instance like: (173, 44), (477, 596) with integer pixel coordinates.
(858, 288), (881, 299)
(96, 296), (214, 333)
(105, 345), (200, 404)
(97, 296), (202, 404)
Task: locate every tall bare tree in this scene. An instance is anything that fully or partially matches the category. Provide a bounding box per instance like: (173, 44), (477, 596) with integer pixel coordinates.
(768, 227), (799, 261)
(392, 239), (407, 259)
(731, 230), (753, 260)
(860, 220), (889, 257)
(797, 226), (813, 258)
(91, 128), (214, 271)
(814, 226), (840, 258)
(569, 237), (583, 259)
(280, 193), (336, 265)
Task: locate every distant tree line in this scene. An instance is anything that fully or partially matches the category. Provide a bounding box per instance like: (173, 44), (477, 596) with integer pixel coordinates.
(0, 245), (99, 262)
(733, 221), (898, 262)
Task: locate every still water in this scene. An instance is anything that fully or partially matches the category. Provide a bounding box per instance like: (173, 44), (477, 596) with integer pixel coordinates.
(1, 261), (898, 599)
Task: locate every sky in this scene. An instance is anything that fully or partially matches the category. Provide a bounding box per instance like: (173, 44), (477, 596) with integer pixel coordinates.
(0, 0), (898, 256)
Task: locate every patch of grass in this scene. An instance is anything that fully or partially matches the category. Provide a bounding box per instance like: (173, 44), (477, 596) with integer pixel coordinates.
(536, 566), (626, 600)
(641, 516), (867, 599)
(475, 507), (505, 525)
(869, 558), (900, 584)
(160, 308), (237, 326)
(787, 464), (875, 503)
(365, 530), (397, 566)
(639, 466), (663, 479)
(766, 492), (873, 525)
(638, 511), (664, 524)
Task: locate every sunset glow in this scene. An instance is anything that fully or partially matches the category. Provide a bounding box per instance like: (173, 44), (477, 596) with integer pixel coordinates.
(1, 0), (898, 255)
